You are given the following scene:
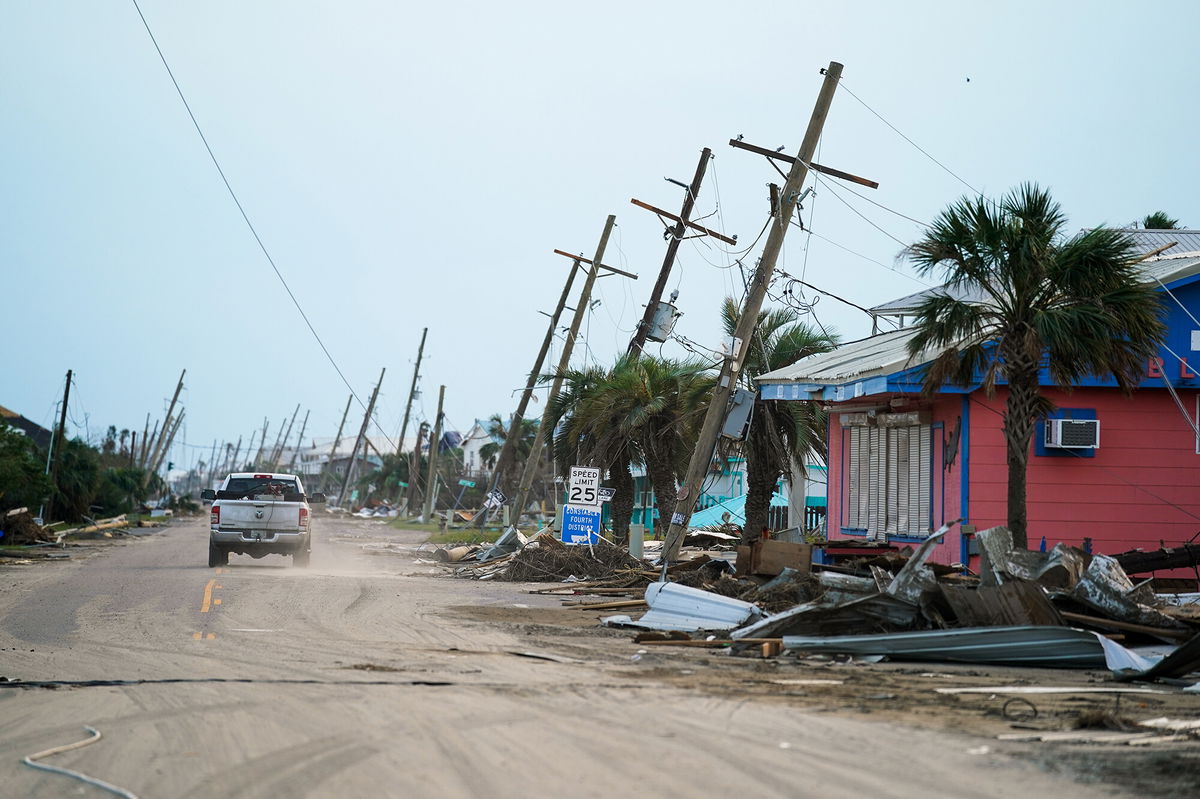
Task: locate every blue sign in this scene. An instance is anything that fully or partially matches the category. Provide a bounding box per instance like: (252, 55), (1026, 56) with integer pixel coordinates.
(560, 504), (601, 545)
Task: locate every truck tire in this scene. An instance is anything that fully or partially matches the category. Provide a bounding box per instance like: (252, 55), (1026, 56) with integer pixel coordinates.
(293, 547), (310, 568)
(208, 540), (228, 568)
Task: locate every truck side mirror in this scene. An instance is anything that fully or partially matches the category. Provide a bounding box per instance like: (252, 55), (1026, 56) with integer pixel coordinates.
(308, 492), (327, 504)
(201, 489), (216, 501)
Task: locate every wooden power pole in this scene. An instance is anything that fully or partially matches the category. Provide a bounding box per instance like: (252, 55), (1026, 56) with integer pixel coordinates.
(145, 369), (185, 478)
(474, 257), (582, 529)
(253, 417), (269, 468)
(338, 368), (386, 506)
(406, 421), (428, 515)
(45, 369), (72, 521)
(273, 404), (300, 470)
(324, 394), (353, 491)
(510, 215), (617, 524)
(396, 327), (428, 457)
(662, 61), (845, 561)
(422, 385), (446, 522)
(288, 409), (310, 472)
(628, 147), (726, 354)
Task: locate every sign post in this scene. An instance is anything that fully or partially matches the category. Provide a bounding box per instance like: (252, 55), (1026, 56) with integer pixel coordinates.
(562, 466), (602, 544)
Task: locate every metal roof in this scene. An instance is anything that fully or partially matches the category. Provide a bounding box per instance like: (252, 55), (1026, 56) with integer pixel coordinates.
(871, 231), (1200, 317)
(756, 326), (926, 385)
(762, 254), (1200, 387)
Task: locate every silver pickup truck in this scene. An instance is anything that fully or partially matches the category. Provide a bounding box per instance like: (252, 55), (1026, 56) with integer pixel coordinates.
(201, 472), (325, 568)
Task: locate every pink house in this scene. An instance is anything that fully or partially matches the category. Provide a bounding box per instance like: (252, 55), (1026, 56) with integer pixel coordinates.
(756, 231), (1200, 575)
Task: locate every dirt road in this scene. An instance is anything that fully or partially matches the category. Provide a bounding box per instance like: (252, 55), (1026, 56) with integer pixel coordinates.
(1, 517), (1195, 797)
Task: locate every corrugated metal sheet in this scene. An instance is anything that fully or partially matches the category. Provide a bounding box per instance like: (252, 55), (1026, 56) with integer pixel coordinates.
(757, 327), (924, 384)
(602, 582), (765, 632)
(870, 253), (1200, 317)
(782, 626), (1110, 668)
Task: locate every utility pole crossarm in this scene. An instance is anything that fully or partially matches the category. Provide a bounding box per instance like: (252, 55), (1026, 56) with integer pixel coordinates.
(629, 198), (737, 245)
(727, 138), (879, 189)
(551, 249), (638, 280)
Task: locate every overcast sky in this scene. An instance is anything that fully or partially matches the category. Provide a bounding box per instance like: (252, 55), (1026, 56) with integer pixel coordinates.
(3, 1), (1197, 474)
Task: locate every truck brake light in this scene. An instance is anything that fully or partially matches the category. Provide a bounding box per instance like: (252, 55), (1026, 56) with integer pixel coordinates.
(211, 505), (220, 527)
(254, 474), (271, 479)
(299, 507), (309, 528)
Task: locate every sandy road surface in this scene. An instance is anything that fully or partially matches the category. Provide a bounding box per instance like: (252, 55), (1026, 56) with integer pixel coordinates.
(0, 517), (1192, 798)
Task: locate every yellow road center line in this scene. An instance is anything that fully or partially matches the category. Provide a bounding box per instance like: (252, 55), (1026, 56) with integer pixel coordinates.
(207, 633), (215, 640)
(193, 632), (201, 640)
(214, 599), (222, 605)
(201, 579), (216, 612)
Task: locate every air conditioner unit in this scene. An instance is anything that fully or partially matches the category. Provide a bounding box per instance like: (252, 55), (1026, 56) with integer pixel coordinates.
(1044, 418), (1100, 449)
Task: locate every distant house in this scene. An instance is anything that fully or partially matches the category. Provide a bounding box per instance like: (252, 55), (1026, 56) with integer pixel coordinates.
(756, 230), (1200, 570)
(0, 404), (52, 451)
(459, 420), (500, 480)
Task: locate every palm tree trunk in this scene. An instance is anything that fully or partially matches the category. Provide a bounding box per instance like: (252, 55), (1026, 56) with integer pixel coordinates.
(644, 447), (677, 535)
(1003, 371), (1039, 550)
(610, 456), (634, 547)
(742, 456), (778, 546)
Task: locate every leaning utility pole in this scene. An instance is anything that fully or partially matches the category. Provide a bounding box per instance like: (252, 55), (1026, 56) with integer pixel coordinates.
(151, 411), (185, 481)
(227, 435), (243, 475)
(662, 61), (844, 562)
(324, 394), (353, 491)
(396, 328), (428, 457)
(145, 369), (186, 478)
(253, 417), (269, 468)
(45, 369), (72, 521)
(422, 385), (446, 522)
(406, 421), (428, 515)
(288, 409), (310, 472)
(338, 368), (386, 506)
(273, 404), (300, 470)
(496, 258), (580, 493)
(510, 215), (617, 523)
(138, 413), (151, 468)
(140, 418), (159, 470)
(628, 147), (722, 354)
(243, 429), (259, 472)
(205, 439), (219, 488)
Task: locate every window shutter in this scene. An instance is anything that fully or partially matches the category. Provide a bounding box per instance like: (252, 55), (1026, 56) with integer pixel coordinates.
(868, 426), (884, 540)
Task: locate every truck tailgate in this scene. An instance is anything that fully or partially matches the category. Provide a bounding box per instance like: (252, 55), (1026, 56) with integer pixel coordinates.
(217, 500), (302, 532)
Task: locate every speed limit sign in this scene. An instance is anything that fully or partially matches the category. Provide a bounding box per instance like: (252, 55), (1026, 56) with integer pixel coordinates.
(568, 466), (601, 507)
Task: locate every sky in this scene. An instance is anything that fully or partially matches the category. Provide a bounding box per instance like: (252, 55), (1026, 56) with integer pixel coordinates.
(3, 1), (1198, 475)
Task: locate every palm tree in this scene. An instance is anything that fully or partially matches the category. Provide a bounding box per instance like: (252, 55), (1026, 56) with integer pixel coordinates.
(907, 184), (1166, 548)
(1142, 211), (1180, 230)
(547, 355), (713, 544)
(548, 363), (638, 544)
(721, 298), (838, 542)
(479, 414), (539, 474)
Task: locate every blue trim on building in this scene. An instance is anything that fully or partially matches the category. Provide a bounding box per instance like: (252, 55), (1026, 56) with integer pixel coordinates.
(959, 394), (971, 567)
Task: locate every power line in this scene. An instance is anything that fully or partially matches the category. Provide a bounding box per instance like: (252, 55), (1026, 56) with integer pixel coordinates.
(838, 78), (986, 201)
(806, 230), (936, 288)
(129, 1), (392, 450)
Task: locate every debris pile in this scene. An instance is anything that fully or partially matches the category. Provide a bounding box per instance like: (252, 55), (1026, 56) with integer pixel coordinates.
(1, 508), (45, 545)
(499, 536), (644, 582)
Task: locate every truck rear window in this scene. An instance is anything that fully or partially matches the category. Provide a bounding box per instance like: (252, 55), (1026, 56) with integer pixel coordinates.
(219, 478), (302, 501)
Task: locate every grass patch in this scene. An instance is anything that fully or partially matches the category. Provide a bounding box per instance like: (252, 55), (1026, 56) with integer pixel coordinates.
(425, 529), (503, 545)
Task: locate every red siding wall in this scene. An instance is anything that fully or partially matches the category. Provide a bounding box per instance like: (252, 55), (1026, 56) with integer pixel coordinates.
(825, 387), (1200, 568)
(967, 388), (1200, 555)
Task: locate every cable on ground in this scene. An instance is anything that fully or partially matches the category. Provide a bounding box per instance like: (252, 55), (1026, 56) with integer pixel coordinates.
(21, 726), (139, 799)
